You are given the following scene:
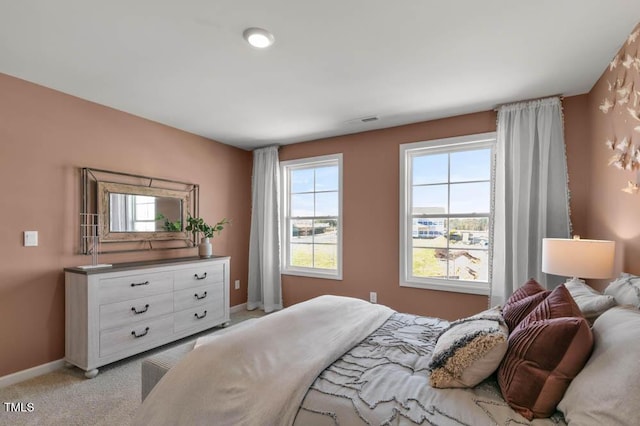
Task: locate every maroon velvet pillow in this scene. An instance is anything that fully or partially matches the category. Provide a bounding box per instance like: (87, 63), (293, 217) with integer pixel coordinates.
(502, 279), (550, 332)
(505, 278), (546, 304)
(518, 284), (583, 328)
(498, 285), (594, 420)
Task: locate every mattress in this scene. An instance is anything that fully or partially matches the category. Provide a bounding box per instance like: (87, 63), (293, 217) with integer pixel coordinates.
(141, 340), (195, 401)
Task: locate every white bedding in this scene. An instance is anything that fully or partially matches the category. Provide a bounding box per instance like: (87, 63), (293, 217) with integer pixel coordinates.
(295, 312), (567, 426)
(133, 295), (394, 426)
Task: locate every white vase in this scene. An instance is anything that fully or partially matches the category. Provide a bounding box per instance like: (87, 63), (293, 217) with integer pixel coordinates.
(198, 237), (212, 258)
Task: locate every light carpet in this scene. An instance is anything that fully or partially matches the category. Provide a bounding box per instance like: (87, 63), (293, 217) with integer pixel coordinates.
(0, 309), (264, 426)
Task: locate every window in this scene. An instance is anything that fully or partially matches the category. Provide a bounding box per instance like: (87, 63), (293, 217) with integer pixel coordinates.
(133, 195), (156, 231)
(280, 154), (342, 279)
(110, 194), (157, 232)
(400, 133), (496, 295)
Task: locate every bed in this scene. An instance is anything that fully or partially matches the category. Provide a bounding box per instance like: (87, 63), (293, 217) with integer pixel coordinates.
(134, 279), (640, 426)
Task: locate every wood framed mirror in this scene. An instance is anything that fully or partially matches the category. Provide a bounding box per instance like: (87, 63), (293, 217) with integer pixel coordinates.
(81, 168), (199, 254)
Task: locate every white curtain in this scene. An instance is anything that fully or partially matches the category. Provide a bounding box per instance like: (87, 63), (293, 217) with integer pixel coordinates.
(247, 146), (283, 313)
(109, 194), (128, 231)
(491, 97), (571, 306)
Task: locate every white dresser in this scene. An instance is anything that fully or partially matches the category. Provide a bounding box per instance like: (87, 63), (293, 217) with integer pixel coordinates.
(64, 256), (230, 378)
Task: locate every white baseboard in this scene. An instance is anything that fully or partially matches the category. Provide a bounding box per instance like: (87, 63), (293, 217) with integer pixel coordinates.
(0, 359), (65, 388)
(230, 302), (247, 313)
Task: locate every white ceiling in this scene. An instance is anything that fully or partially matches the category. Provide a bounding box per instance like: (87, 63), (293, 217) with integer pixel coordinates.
(1, 1), (639, 150)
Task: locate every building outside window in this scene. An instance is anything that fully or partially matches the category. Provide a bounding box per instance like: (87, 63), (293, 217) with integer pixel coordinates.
(400, 132), (496, 295)
(280, 154), (343, 279)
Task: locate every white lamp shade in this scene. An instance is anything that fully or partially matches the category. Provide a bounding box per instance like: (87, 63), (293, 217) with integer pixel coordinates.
(542, 238), (615, 279)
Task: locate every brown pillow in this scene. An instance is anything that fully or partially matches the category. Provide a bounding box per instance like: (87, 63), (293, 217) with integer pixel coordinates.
(498, 285), (593, 420)
(505, 278), (546, 304)
(502, 279), (550, 332)
(518, 283), (583, 328)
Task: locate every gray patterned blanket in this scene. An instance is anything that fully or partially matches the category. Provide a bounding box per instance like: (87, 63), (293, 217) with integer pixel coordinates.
(295, 313), (566, 426)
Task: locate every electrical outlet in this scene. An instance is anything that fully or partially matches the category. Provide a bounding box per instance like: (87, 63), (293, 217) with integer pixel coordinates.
(369, 292), (377, 304)
(234, 280), (240, 290)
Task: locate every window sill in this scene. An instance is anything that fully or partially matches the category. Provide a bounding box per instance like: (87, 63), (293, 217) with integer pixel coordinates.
(400, 279), (489, 296)
(282, 269), (342, 281)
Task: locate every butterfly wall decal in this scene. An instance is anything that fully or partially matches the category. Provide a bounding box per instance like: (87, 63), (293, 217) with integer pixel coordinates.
(610, 54), (620, 71)
(608, 152), (625, 169)
(600, 98), (614, 113)
(623, 54), (635, 69)
(618, 93), (630, 106)
(615, 137), (630, 152)
(605, 139), (615, 150)
(603, 26), (640, 195)
(617, 82), (633, 98)
(622, 53), (636, 69)
(622, 180), (639, 194)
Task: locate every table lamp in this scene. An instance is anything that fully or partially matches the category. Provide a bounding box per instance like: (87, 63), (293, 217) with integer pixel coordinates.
(542, 236), (615, 284)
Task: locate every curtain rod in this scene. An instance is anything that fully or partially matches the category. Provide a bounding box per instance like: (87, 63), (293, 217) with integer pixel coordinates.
(493, 94), (564, 111)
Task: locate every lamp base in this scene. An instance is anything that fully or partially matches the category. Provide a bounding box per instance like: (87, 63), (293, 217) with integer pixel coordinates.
(564, 277), (584, 286)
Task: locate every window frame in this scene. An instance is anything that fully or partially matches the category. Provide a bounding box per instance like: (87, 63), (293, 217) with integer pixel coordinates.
(280, 153), (343, 280)
(399, 132), (496, 295)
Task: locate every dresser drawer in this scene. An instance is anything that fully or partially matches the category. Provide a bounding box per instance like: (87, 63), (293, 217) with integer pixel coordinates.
(98, 272), (173, 305)
(174, 263), (224, 290)
(174, 303), (224, 333)
(99, 314), (174, 358)
(99, 293), (174, 331)
(174, 282), (224, 312)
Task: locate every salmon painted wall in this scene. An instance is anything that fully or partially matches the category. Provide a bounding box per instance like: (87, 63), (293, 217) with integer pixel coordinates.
(0, 73), (252, 377)
(563, 94), (591, 238)
(585, 23), (640, 290)
(279, 100), (590, 320)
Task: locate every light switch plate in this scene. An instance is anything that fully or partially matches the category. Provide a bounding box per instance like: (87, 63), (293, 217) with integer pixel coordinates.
(24, 231), (38, 247)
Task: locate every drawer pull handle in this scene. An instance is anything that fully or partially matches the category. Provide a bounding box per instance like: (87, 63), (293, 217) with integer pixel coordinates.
(194, 272), (207, 280)
(194, 291), (208, 300)
(194, 310), (207, 320)
(130, 281), (150, 287)
(131, 327), (150, 338)
(131, 304), (150, 314)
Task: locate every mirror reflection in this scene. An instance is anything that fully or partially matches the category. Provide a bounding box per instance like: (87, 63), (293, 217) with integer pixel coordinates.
(109, 193), (183, 233)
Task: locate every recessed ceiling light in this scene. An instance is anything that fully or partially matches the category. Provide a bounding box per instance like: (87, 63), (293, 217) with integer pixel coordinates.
(243, 27), (275, 49)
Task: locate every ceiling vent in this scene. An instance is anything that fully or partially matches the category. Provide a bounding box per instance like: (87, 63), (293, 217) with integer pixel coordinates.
(360, 116), (379, 123)
(345, 115), (381, 125)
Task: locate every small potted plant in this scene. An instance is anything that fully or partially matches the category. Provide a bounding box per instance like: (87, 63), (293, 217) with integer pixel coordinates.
(185, 215), (231, 258)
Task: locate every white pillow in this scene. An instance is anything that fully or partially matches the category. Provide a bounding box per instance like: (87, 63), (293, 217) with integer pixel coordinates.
(565, 278), (616, 319)
(428, 306), (508, 388)
(558, 306), (640, 424)
(604, 273), (640, 308)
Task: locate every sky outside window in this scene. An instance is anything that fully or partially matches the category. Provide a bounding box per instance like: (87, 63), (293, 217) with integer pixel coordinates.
(290, 166), (339, 217)
(412, 149), (491, 213)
